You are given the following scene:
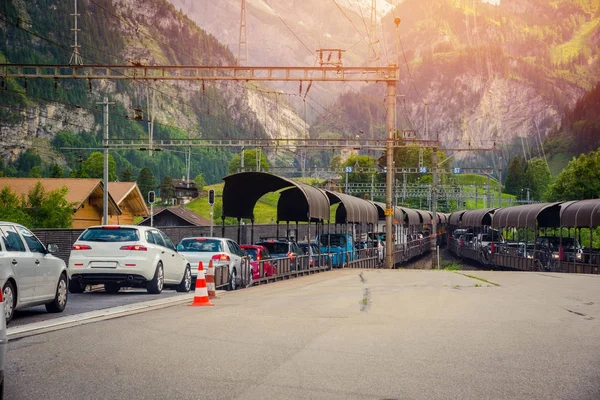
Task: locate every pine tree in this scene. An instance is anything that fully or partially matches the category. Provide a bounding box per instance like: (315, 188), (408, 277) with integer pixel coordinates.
(50, 163), (63, 178)
(159, 176), (174, 203)
(120, 167), (134, 182)
(504, 156), (524, 196)
(137, 167), (156, 202)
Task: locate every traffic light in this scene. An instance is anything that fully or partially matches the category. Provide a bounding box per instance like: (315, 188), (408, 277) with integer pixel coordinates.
(208, 189), (215, 205)
(148, 191), (155, 204)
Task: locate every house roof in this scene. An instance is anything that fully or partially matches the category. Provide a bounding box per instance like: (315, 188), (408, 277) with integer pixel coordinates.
(172, 179), (199, 190)
(108, 182), (149, 216)
(0, 177), (121, 214)
(138, 206), (210, 226)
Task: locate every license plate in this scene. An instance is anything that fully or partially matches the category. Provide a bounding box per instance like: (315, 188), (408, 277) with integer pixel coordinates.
(91, 262), (117, 268)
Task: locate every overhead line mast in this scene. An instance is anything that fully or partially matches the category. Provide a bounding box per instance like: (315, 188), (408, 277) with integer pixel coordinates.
(238, 0), (249, 66)
(69, 0), (83, 65)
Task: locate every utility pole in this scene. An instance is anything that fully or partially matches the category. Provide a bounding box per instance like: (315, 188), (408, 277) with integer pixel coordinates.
(424, 101), (429, 139)
(431, 147), (438, 269)
(147, 83), (156, 156)
(385, 75), (396, 269)
(97, 96), (114, 225)
(498, 151), (503, 208)
(385, 17), (401, 269)
(69, 0), (83, 65)
(402, 170), (406, 205)
(345, 167), (350, 194)
(186, 144), (191, 183)
(238, 0), (249, 66)
(394, 178), (399, 209)
(256, 147), (261, 172)
(240, 147), (245, 172)
(487, 175), (491, 208)
(368, 0), (380, 64)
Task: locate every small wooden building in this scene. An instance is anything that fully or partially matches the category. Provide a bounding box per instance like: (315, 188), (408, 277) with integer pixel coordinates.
(172, 179), (199, 205)
(0, 178), (121, 228)
(138, 206), (210, 227)
(108, 182), (150, 225)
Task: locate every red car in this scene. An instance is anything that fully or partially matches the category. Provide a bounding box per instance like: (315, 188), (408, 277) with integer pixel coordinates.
(240, 245), (276, 279)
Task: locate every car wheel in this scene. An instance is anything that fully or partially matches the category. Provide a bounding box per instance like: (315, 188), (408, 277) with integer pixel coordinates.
(68, 280), (86, 294)
(228, 269), (237, 291)
(104, 283), (120, 294)
(45, 274), (68, 313)
(3, 281), (16, 323)
(176, 265), (192, 293)
(147, 263), (164, 294)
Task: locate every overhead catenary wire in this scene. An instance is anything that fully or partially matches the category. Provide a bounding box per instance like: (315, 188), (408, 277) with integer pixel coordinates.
(332, 0), (380, 63)
(398, 36), (426, 106)
(0, 10), (234, 127)
(261, 0), (315, 60)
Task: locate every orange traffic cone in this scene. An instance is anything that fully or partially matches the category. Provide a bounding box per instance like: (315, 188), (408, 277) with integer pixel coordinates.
(190, 261), (214, 307)
(206, 259), (217, 299)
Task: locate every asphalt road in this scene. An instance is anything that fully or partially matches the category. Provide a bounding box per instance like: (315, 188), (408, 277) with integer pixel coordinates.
(10, 287), (187, 327)
(7, 269), (600, 399)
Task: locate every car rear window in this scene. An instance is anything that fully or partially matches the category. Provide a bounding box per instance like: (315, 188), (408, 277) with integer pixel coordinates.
(79, 228), (139, 242)
(258, 243), (289, 255)
(299, 244), (311, 254)
(178, 238), (222, 252)
(319, 235), (347, 247)
(244, 248), (258, 261)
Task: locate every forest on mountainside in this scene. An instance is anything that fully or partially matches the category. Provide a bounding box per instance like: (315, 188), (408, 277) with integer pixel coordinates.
(0, 0), (248, 184)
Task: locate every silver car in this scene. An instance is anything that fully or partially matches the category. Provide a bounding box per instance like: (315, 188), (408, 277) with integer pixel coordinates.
(0, 222), (68, 323)
(176, 237), (250, 290)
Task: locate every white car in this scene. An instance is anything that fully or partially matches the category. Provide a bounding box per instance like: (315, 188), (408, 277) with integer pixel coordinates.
(69, 225), (191, 294)
(176, 237), (250, 290)
(0, 287), (5, 397)
(0, 222), (68, 323)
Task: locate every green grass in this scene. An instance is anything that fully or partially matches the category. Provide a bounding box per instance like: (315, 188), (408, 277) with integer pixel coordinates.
(443, 263), (463, 271)
(551, 17), (600, 65)
(452, 174), (499, 186)
(186, 181), (333, 224)
(459, 273), (500, 287)
(186, 183), (278, 224)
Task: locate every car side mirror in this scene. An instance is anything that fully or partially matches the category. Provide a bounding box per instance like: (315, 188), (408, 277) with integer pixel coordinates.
(47, 243), (59, 254)
(176, 244), (183, 251)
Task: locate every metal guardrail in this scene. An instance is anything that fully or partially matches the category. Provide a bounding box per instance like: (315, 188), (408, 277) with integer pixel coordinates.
(251, 253), (332, 285)
(449, 239), (600, 274)
(214, 265), (230, 289)
(346, 248), (383, 269)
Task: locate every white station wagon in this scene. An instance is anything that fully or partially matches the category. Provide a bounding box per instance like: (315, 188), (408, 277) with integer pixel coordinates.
(0, 222), (68, 323)
(69, 225), (192, 294)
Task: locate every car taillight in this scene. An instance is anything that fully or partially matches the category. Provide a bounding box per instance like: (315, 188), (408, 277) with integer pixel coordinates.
(120, 245), (147, 251)
(256, 254), (261, 261)
(287, 252), (295, 259)
(72, 244), (92, 250)
(102, 226), (121, 229)
(212, 253), (230, 261)
(0, 287), (2, 302)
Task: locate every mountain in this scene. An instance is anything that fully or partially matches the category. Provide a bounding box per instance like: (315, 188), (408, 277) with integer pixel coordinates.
(169, 0), (396, 113)
(365, 0), (599, 165)
(543, 82), (600, 174)
(0, 0), (308, 182)
(382, 0), (599, 142)
(172, 0), (600, 170)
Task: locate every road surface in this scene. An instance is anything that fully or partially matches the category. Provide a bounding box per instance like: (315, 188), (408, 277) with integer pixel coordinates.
(10, 287), (186, 327)
(7, 269), (600, 399)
